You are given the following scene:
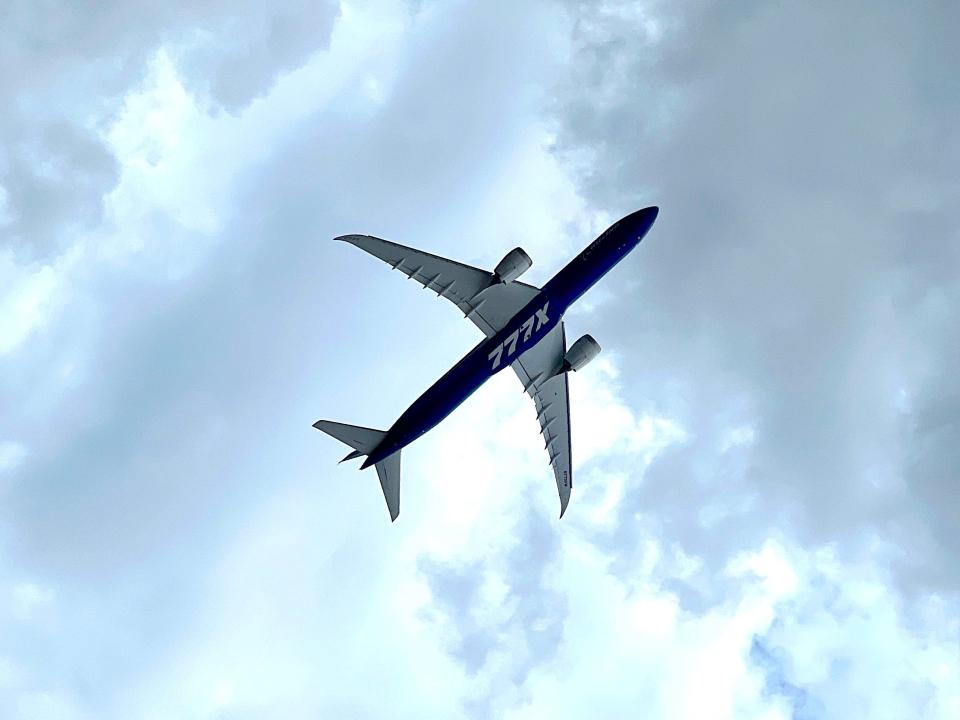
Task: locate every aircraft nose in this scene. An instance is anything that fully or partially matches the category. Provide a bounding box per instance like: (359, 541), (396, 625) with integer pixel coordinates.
(638, 205), (659, 227)
(624, 205), (659, 240)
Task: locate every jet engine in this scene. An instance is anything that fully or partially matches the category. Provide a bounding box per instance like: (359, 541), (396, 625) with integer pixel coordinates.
(563, 334), (601, 372)
(493, 247), (532, 283)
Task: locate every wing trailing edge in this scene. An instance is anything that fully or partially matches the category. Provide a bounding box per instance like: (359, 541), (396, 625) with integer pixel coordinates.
(335, 233), (540, 337)
(511, 323), (573, 518)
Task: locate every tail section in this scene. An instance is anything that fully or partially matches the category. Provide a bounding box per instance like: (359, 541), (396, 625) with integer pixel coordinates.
(373, 449), (401, 522)
(313, 420), (385, 454)
(313, 420), (402, 522)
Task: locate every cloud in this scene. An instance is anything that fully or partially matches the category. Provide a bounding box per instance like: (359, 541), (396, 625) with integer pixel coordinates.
(0, 1), (589, 716)
(0, 0), (339, 259)
(0, 0), (343, 452)
(500, 536), (959, 720)
(552, 0), (960, 594)
(1, 1), (957, 718)
(0, 252), (60, 357)
(410, 342), (943, 720)
(0, 441), (27, 474)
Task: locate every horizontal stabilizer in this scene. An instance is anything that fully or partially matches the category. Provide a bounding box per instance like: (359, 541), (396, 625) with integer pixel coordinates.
(340, 449), (363, 464)
(313, 420), (385, 455)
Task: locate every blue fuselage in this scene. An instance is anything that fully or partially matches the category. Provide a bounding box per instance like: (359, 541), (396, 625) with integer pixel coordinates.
(361, 206), (659, 468)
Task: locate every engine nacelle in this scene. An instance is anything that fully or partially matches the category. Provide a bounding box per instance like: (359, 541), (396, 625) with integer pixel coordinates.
(493, 247), (532, 283)
(563, 334), (601, 372)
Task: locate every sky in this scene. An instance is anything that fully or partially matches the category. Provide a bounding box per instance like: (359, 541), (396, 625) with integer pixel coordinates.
(1, 0), (958, 717)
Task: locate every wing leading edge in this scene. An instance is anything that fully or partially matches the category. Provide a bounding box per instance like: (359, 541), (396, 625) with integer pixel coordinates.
(336, 234), (539, 337)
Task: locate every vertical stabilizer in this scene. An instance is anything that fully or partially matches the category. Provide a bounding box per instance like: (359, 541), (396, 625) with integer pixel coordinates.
(375, 450), (402, 521)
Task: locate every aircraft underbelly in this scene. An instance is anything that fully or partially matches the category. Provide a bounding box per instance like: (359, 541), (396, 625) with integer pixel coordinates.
(391, 303), (557, 448)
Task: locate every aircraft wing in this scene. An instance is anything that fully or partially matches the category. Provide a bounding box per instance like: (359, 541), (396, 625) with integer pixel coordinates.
(511, 323), (572, 517)
(336, 234), (539, 337)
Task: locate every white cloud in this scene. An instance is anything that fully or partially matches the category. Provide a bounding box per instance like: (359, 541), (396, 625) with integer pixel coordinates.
(95, 6), (404, 276)
(0, 254), (59, 356)
(11, 582), (55, 622)
(572, 356), (687, 465)
(0, 186), (13, 227)
(0, 442), (27, 474)
(493, 535), (959, 720)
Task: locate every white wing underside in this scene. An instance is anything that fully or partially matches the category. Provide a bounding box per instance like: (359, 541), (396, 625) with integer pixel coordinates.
(512, 323), (572, 517)
(338, 233), (573, 517)
(337, 234), (540, 337)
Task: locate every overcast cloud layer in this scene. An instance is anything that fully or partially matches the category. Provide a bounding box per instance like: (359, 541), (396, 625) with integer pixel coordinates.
(1, 1), (957, 718)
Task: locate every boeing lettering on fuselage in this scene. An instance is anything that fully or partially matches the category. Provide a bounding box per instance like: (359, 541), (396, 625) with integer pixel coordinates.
(313, 206), (660, 521)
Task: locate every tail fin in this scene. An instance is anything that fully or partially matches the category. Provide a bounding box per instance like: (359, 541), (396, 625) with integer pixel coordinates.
(373, 449), (401, 522)
(313, 420), (402, 522)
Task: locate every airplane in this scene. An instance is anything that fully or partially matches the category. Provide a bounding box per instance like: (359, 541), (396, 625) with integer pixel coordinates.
(314, 206), (659, 521)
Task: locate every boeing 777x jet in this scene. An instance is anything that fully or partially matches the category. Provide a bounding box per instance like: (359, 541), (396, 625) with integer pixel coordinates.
(315, 206), (659, 521)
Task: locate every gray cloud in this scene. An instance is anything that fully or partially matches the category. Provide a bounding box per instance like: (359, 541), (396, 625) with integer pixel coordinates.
(419, 502), (566, 718)
(750, 637), (824, 720)
(553, 0), (960, 595)
(0, 0), (338, 258)
(174, 1), (340, 112)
